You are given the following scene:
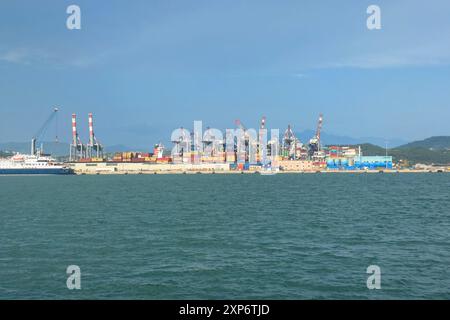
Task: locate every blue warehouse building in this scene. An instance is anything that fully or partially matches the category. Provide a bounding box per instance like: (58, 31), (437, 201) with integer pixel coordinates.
(354, 156), (393, 170)
(327, 156), (393, 170)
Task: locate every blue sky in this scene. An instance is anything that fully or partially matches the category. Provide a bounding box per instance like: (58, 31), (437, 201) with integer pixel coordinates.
(0, 0), (449, 148)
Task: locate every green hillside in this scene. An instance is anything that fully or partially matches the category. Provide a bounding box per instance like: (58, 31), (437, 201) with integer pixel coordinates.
(389, 147), (450, 165)
(335, 139), (450, 165)
(397, 136), (450, 150)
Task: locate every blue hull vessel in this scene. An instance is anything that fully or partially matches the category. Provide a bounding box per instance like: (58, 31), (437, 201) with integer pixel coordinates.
(0, 168), (72, 175)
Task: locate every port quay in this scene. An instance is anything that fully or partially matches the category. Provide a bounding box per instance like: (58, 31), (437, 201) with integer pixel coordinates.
(65, 114), (449, 175)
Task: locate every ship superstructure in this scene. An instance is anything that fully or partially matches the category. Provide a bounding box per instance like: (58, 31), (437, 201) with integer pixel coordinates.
(0, 107), (72, 175)
(0, 153), (71, 175)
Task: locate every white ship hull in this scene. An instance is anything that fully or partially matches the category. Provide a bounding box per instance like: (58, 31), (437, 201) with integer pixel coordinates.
(0, 154), (72, 175)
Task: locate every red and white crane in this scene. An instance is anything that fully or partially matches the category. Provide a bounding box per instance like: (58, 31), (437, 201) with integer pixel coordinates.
(69, 113), (86, 161)
(87, 113), (104, 158)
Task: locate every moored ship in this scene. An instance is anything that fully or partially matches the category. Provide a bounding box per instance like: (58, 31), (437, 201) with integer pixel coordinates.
(0, 107), (72, 175)
(0, 153), (72, 175)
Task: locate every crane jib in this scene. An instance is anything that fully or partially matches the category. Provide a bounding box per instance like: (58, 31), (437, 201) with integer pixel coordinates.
(31, 108), (59, 156)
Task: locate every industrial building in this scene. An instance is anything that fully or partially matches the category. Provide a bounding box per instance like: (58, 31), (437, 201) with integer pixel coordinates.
(327, 156), (393, 170)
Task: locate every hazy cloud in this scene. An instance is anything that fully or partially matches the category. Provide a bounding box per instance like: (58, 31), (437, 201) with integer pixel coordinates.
(0, 47), (105, 68)
(0, 48), (32, 64)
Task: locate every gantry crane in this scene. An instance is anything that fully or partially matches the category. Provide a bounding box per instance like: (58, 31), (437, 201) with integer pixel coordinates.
(283, 124), (297, 159)
(69, 113), (86, 161)
(86, 113), (104, 159)
(234, 119), (250, 163)
(172, 127), (190, 157)
(308, 113), (323, 158)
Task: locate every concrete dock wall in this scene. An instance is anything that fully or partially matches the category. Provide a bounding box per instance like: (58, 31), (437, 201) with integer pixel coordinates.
(67, 162), (231, 174)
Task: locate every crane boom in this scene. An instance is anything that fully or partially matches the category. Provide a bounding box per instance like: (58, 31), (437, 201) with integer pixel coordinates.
(316, 113), (323, 141)
(31, 108), (59, 156)
(234, 119), (246, 131)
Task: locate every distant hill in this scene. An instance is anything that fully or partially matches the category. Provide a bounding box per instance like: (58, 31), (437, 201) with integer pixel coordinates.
(397, 136), (450, 150)
(0, 141), (143, 157)
(295, 130), (407, 148)
(336, 140), (450, 165)
(0, 141), (70, 156)
(389, 136), (450, 164)
(390, 147), (450, 165)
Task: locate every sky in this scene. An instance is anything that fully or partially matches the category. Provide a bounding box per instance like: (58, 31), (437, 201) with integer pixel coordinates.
(0, 0), (449, 148)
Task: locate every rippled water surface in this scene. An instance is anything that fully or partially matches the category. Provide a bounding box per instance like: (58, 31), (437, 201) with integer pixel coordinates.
(1, 173), (449, 299)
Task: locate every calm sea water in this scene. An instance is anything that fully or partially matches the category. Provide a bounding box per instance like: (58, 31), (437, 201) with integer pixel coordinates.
(1, 173), (449, 299)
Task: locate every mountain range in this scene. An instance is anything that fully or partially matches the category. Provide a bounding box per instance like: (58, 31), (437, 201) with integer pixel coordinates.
(295, 130), (408, 148)
(0, 142), (144, 157)
(396, 136), (450, 150)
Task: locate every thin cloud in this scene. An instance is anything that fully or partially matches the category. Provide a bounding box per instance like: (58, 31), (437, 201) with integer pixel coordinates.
(0, 47), (104, 68)
(0, 49), (31, 64)
(318, 41), (450, 69)
(319, 53), (450, 70)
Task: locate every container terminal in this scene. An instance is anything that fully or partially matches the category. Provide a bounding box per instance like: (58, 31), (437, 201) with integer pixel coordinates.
(65, 112), (401, 175)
